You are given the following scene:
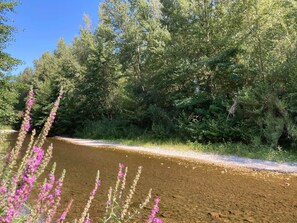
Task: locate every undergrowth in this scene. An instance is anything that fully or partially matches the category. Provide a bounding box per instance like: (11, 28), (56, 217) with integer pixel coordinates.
(75, 132), (297, 163)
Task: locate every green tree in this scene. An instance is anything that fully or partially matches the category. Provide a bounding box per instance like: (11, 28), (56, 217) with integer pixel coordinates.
(14, 0), (297, 148)
(75, 15), (121, 121)
(100, 0), (171, 132)
(0, 0), (20, 126)
(30, 51), (60, 130)
(0, 0), (20, 74)
(0, 76), (18, 125)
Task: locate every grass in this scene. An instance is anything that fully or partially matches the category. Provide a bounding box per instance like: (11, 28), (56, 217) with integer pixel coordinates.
(85, 137), (297, 163)
(0, 125), (13, 130)
(74, 121), (297, 163)
(195, 142), (297, 163)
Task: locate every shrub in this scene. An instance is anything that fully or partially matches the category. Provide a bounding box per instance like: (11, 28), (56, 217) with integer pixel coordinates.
(75, 118), (145, 140)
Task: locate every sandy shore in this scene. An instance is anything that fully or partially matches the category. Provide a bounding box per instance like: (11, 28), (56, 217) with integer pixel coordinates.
(0, 130), (17, 133)
(55, 136), (297, 173)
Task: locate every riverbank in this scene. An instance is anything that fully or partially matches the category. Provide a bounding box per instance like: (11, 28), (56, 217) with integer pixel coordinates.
(56, 136), (297, 173)
(0, 129), (17, 133)
(96, 138), (297, 162)
(46, 136), (297, 222)
(2, 130), (297, 172)
(3, 131), (297, 222)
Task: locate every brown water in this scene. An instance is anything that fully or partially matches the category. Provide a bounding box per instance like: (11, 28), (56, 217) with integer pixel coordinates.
(8, 134), (297, 222)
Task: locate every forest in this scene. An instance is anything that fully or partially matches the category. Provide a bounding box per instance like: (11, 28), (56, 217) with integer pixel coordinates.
(2, 0), (297, 154)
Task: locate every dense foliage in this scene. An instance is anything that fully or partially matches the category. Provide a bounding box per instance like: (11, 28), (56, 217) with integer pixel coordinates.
(0, 0), (20, 126)
(9, 0), (297, 149)
(0, 0), (20, 73)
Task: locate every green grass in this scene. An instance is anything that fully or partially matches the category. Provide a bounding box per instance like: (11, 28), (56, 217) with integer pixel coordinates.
(90, 137), (297, 163)
(194, 142), (297, 163)
(0, 125), (13, 130)
(75, 121), (297, 163)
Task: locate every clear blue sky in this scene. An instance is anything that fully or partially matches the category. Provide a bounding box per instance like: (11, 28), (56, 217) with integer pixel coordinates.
(6, 0), (102, 75)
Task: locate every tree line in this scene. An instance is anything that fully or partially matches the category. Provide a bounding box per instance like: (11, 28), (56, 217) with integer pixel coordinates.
(3, 0), (297, 149)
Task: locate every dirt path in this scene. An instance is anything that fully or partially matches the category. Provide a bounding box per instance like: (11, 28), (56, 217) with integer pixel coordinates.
(45, 137), (297, 223)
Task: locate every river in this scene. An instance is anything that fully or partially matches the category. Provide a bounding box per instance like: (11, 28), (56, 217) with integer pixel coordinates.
(6, 134), (297, 222)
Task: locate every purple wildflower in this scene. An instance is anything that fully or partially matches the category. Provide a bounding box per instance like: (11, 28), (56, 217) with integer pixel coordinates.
(5, 88), (35, 167)
(118, 163), (125, 178)
(24, 116), (31, 132)
(56, 199), (73, 222)
(90, 179), (101, 196)
(50, 112), (56, 120)
(26, 89), (34, 109)
(154, 218), (163, 223)
(147, 198), (162, 223)
(1, 147), (44, 222)
(44, 172), (65, 223)
(84, 214), (91, 223)
(37, 173), (55, 207)
(0, 187), (7, 193)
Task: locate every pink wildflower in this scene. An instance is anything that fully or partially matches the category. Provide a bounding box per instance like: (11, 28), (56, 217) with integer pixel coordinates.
(90, 179), (101, 196)
(50, 112), (56, 120)
(154, 218), (163, 223)
(118, 163), (125, 178)
(6, 88), (35, 167)
(37, 173), (55, 206)
(26, 89), (34, 109)
(147, 198), (162, 223)
(0, 187), (7, 193)
(24, 117), (31, 132)
(84, 214), (91, 223)
(44, 172), (66, 223)
(56, 199), (73, 222)
(1, 147), (44, 222)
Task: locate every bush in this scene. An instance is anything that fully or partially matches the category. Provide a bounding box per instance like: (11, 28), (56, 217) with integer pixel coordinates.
(176, 95), (255, 144)
(75, 117), (145, 139)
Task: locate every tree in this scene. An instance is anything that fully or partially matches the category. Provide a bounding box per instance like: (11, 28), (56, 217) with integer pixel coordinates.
(0, 0), (20, 126)
(100, 0), (171, 130)
(0, 76), (18, 125)
(14, 0), (297, 147)
(70, 14), (122, 123)
(0, 0), (20, 74)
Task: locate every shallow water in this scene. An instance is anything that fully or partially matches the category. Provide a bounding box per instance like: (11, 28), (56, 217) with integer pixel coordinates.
(7, 134), (297, 222)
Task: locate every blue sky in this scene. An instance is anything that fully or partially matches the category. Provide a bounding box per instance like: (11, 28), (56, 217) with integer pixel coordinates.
(6, 0), (102, 75)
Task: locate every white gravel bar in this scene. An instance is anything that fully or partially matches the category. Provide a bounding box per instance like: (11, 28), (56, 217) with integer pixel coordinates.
(56, 137), (297, 173)
(0, 130), (17, 133)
